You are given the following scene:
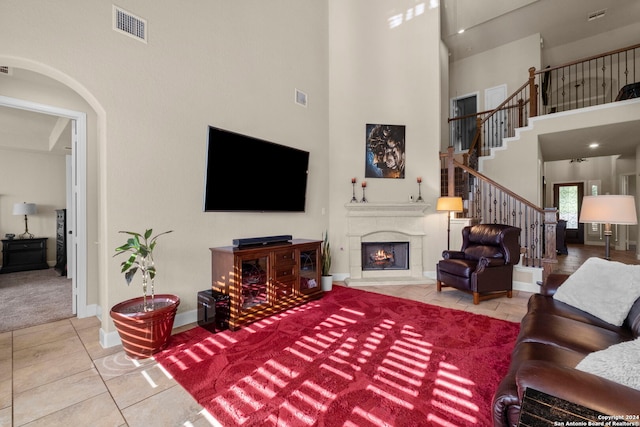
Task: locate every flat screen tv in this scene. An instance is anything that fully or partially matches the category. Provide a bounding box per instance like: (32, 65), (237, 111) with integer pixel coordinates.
(203, 126), (310, 212)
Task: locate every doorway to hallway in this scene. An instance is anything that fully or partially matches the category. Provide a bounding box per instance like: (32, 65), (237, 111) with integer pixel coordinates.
(0, 95), (88, 318)
(553, 182), (584, 244)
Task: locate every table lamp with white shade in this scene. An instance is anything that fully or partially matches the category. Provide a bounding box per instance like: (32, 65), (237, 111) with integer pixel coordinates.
(579, 195), (637, 260)
(13, 202), (37, 239)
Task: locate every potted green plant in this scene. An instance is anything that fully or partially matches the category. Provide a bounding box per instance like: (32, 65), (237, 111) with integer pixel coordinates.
(109, 229), (180, 359)
(321, 231), (333, 292)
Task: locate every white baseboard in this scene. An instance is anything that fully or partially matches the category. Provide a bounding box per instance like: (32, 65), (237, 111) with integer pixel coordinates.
(513, 280), (540, 294)
(83, 304), (98, 317)
(100, 327), (121, 349)
(332, 273), (349, 282)
(337, 269), (540, 293)
(345, 275), (433, 287)
(333, 272), (437, 283)
(513, 264), (543, 293)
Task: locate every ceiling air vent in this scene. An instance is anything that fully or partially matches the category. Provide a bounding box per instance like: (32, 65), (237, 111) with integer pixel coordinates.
(113, 5), (147, 43)
(0, 66), (12, 76)
(587, 8), (606, 21)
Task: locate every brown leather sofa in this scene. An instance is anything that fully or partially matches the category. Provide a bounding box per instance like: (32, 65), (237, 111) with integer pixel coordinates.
(492, 273), (640, 427)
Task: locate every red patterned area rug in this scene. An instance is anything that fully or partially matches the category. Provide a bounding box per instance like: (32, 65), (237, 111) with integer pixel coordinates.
(155, 285), (520, 426)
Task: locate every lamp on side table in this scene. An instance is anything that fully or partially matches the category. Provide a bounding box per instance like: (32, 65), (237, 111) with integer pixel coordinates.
(13, 202), (37, 239)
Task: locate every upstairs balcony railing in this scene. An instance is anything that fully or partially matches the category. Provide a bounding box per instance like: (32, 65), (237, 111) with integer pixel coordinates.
(449, 43), (640, 166)
(538, 43), (640, 115)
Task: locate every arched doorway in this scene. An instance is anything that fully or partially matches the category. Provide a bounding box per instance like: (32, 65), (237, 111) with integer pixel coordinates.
(0, 94), (88, 317)
(0, 60), (103, 320)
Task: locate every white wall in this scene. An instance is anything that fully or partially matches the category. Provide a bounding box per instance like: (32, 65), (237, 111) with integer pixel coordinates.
(544, 155), (637, 209)
(447, 21), (640, 106)
(543, 22), (640, 67)
(545, 155), (639, 249)
(544, 156), (616, 206)
(0, 150), (66, 263)
(328, 1), (443, 278)
(449, 34), (541, 116)
(0, 1), (330, 335)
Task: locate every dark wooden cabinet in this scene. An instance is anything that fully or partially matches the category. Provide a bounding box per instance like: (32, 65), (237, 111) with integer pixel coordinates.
(210, 239), (322, 331)
(1, 238), (49, 273)
(55, 209), (67, 276)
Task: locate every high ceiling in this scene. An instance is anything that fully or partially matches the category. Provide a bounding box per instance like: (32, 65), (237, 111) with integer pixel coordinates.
(442, 0), (640, 62)
(1, 1), (639, 162)
(442, 0), (640, 162)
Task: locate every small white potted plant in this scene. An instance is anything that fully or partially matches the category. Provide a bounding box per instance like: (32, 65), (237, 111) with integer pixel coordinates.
(110, 229), (179, 359)
(321, 231), (333, 292)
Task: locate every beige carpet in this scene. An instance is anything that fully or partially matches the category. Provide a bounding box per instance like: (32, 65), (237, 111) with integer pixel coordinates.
(0, 268), (73, 333)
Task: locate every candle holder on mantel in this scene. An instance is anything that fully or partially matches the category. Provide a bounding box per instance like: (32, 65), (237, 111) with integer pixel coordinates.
(350, 178), (358, 203)
(416, 177), (424, 202)
(361, 181), (368, 203)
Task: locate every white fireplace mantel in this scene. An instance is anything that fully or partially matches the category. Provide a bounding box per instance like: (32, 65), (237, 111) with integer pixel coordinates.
(345, 202), (430, 217)
(344, 202), (430, 286)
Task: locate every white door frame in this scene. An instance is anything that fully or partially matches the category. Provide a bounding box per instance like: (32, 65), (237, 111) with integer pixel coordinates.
(0, 95), (87, 318)
(484, 84), (507, 110)
(450, 91), (479, 152)
(484, 84), (508, 148)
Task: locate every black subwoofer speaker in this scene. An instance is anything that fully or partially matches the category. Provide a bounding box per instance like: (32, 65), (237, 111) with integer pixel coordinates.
(197, 289), (230, 332)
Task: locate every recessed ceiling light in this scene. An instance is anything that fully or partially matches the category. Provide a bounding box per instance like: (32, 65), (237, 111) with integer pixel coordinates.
(589, 143), (599, 148)
(457, 28), (465, 34)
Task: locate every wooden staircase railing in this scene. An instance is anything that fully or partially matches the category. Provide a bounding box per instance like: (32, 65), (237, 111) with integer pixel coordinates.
(440, 147), (558, 281)
(442, 43), (640, 279)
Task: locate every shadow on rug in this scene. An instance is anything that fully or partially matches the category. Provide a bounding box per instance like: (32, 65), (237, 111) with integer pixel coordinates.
(156, 285), (520, 426)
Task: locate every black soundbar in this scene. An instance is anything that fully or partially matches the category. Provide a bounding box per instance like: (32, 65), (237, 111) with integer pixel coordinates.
(233, 235), (293, 247)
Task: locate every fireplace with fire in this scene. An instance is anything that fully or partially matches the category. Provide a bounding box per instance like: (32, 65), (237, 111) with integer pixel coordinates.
(361, 242), (409, 271)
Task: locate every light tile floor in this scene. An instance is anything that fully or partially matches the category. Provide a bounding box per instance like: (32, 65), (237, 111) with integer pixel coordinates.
(1, 280), (531, 427)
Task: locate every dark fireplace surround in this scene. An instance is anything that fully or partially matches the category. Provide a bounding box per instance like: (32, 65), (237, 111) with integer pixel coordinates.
(361, 242), (409, 271)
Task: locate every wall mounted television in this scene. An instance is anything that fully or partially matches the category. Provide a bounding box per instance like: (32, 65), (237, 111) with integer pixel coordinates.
(203, 126), (310, 212)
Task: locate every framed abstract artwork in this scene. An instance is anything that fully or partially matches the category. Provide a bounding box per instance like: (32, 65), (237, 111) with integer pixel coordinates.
(365, 124), (406, 179)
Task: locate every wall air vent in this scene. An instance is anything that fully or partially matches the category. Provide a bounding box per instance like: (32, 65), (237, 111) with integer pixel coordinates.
(295, 89), (308, 107)
(0, 66), (12, 76)
(587, 9), (606, 21)
(113, 5), (147, 43)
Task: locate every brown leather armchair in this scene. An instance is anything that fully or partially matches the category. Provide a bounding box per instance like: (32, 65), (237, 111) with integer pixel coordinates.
(436, 224), (521, 304)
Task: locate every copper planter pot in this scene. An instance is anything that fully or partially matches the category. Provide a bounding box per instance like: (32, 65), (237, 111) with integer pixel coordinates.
(110, 294), (180, 359)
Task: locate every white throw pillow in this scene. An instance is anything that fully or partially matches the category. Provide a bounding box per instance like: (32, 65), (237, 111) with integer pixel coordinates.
(553, 257), (640, 326)
(576, 338), (640, 391)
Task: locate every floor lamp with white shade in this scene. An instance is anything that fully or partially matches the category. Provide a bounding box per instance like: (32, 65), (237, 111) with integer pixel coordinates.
(579, 195), (637, 260)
